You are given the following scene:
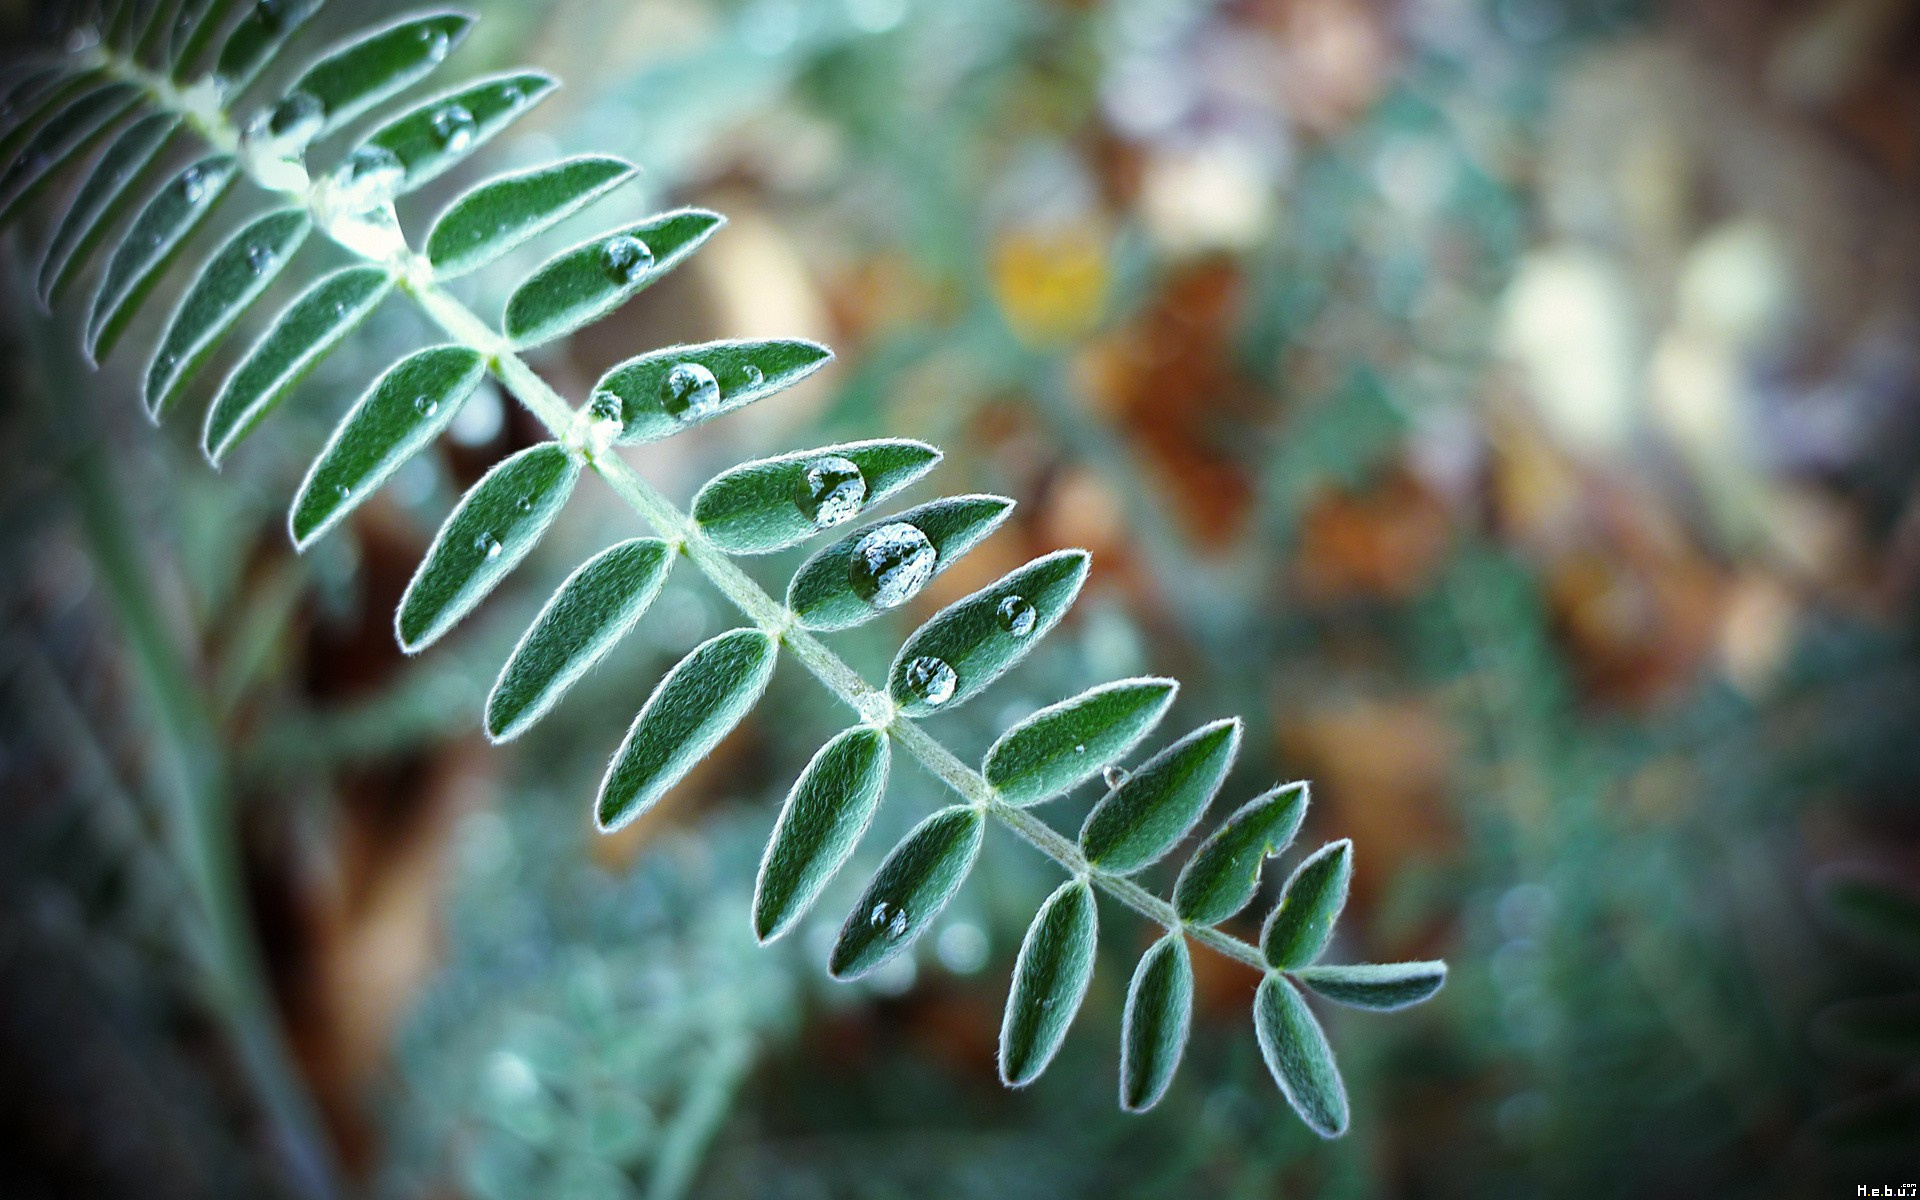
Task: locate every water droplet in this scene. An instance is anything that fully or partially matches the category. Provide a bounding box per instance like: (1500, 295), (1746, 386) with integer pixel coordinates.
(793, 455), (866, 528)
(413, 395), (439, 417)
(156, 352), (177, 374)
(245, 244), (274, 275)
(65, 25), (100, 52)
(243, 90), (324, 159)
(500, 82), (526, 107)
(588, 389), (622, 423)
(869, 902), (910, 940)
(901, 655), (957, 706)
(995, 594), (1037, 637)
(658, 362), (720, 420)
(429, 103), (476, 152)
(474, 532), (502, 560)
(600, 234), (654, 285)
(848, 522), (936, 608)
(326, 144), (405, 211)
(419, 23), (452, 60)
(741, 363), (765, 387)
(335, 483), (351, 500)
(1102, 766), (1129, 790)
(516, 495), (534, 514)
(1073, 743), (1087, 755)
(178, 165), (210, 204)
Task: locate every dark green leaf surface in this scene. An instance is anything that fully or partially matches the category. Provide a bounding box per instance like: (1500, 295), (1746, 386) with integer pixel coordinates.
(170, 0), (243, 80)
(593, 338), (833, 444)
(425, 155), (635, 279)
(0, 69), (99, 170)
(1261, 840), (1353, 969)
(1173, 782), (1309, 926)
(1119, 934), (1193, 1112)
(503, 209), (724, 348)
(289, 345), (486, 548)
(983, 677), (1178, 806)
(829, 805), (983, 980)
(1253, 974), (1349, 1138)
(1000, 878), (1098, 1087)
(213, 0), (321, 94)
(887, 550), (1090, 717)
(38, 111), (178, 304)
(1822, 873), (1920, 961)
(202, 265), (392, 463)
(133, 0), (182, 62)
(86, 153), (237, 362)
(753, 726), (891, 943)
(483, 537), (674, 740)
(351, 70), (555, 195)
(694, 438), (941, 555)
(1294, 962), (1447, 1011)
(0, 80), (140, 224)
(282, 11), (472, 138)
(396, 441), (580, 652)
(146, 207), (310, 418)
(1079, 719), (1241, 874)
(786, 495), (1014, 631)
(596, 629), (777, 832)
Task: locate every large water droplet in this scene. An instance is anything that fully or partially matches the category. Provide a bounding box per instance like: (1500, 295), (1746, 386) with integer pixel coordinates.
(869, 902), (910, 941)
(474, 532), (502, 560)
(658, 362), (720, 420)
(1102, 765), (1129, 790)
(418, 23), (452, 60)
(588, 389), (622, 423)
(429, 103), (476, 152)
(995, 594), (1037, 637)
(335, 483), (351, 500)
(413, 395), (439, 417)
(741, 363), (765, 388)
(600, 234), (654, 284)
(848, 522), (936, 609)
(245, 244), (274, 275)
(794, 455), (866, 528)
(243, 90), (324, 160)
(901, 655), (957, 706)
(326, 144), (406, 211)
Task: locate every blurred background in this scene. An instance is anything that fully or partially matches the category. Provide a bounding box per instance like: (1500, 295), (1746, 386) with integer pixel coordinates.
(4, 0), (1920, 1195)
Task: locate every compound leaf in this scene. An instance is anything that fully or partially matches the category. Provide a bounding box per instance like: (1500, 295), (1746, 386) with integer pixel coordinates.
(289, 344), (486, 548)
(753, 726), (891, 943)
(1253, 974), (1349, 1138)
(484, 537), (674, 741)
(1000, 877), (1098, 1087)
(828, 804), (983, 980)
(596, 628), (778, 832)
(786, 495), (1014, 631)
(593, 338), (833, 444)
(503, 208), (723, 348)
(39, 111), (178, 304)
(203, 265), (392, 463)
(887, 550), (1091, 717)
(984, 677), (1178, 807)
(1173, 782), (1310, 926)
(1261, 840), (1353, 970)
(86, 153), (237, 362)
(425, 155), (635, 279)
(281, 11), (473, 140)
(1079, 718), (1241, 874)
(146, 207), (310, 418)
(1119, 933), (1193, 1112)
(349, 70), (555, 195)
(694, 438), (941, 556)
(1294, 962), (1447, 1012)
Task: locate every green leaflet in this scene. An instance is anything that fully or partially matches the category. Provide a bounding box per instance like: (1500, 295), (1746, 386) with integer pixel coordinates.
(133, 0), (182, 64)
(395, 441), (580, 653)
(503, 209), (724, 349)
(1294, 962), (1447, 1012)
(983, 678), (1178, 807)
(170, 0), (243, 80)
(999, 877), (1098, 1088)
(887, 550), (1091, 717)
(202, 265), (392, 463)
(484, 537), (674, 741)
(349, 70), (556, 195)
(213, 0), (322, 95)
(1172, 782), (1309, 926)
(277, 11), (472, 139)
(785, 495), (1014, 631)
(1119, 933), (1193, 1112)
(1260, 840), (1353, 970)
(146, 207), (311, 418)
(1253, 974), (1349, 1138)
(39, 111), (178, 304)
(425, 155), (635, 279)
(828, 804), (983, 980)
(1822, 873), (1920, 961)
(1078, 719), (1241, 874)
(289, 344), (486, 548)
(0, 79), (140, 225)
(0, 69), (99, 169)
(753, 726), (891, 943)
(593, 338), (833, 444)
(1813, 995), (1920, 1061)
(86, 153), (237, 362)
(693, 438), (941, 556)
(596, 629), (778, 833)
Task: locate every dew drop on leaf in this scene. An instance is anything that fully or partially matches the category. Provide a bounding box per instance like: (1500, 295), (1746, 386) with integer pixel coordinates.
(848, 522), (936, 608)
(335, 484), (351, 500)
(178, 165), (210, 204)
(741, 364), (765, 387)
(516, 495), (533, 514)
(1102, 765), (1129, 790)
(326, 145), (406, 212)
(600, 235), (654, 284)
(413, 395), (439, 417)
(794, 455), (867, 528)
(658, 362), (720, 420)
(869, 902), (910, 940)
(245, 245), (274, 275)
(243, 91), (324, 161)
(418, 23), (452, 61)
(474, 532), (502, 560)
(902, 655), (957, 706)
(995, 594), (1037, 637)
(429, 103), (476, 151)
